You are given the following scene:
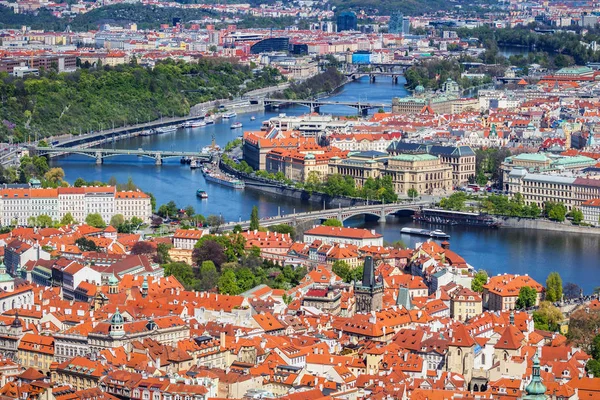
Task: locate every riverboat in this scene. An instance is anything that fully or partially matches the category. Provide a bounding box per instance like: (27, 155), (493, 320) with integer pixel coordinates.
(414, 208), (501, 228)
(400, 227), (450, 239)
(196, 189), (208, 199)
(222, 112), (237, 119)
(230, 122), (243, 129)
(204, 170), (245, 189)
(190, 159), (201, 169)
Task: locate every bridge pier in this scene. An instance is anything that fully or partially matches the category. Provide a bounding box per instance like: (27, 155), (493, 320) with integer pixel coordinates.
(154, 154), (162, 166)
(311, 105), (320, 114)
(95, 151), (103, 165)
(392, 75), (399, 84)
(369, 74), (376, 83)
(359, 107), (369, 117)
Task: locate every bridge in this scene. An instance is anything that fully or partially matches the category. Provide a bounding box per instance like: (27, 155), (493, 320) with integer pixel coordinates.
(222, 201), (428, 230)
(30, 146), (212, 165)
(261, 98), (391, 116)
(345, 63), (411, 84)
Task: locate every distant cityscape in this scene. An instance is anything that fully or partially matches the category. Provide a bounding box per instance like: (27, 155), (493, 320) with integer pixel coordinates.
(0, 0), (600, 399)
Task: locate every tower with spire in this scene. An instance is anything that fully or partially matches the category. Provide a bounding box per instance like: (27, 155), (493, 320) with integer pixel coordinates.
(523, 353), (547, 399)
(109, 308), (125, 339)
(354, 256), (383, 313)
(141, 275), (149, 298)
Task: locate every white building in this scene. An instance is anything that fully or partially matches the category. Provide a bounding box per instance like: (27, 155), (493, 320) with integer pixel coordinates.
(115, 191), (152, 222)
(581, 198), (600, 226)
(173, 229), (206, 250)
(303, 226), (383, 247)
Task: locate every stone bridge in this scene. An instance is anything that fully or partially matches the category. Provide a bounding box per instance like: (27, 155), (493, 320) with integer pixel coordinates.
(222, 201), (428, 230)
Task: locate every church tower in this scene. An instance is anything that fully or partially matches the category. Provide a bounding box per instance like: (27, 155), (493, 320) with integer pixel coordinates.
(354, 256), (383, 313)
(523, 353), (547, 399)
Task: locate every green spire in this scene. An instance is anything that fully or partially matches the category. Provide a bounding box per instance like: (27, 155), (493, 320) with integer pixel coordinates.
(524, 353), (546, 399)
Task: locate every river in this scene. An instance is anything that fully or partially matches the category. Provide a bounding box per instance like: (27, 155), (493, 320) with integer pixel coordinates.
(50, 76), (600, 292)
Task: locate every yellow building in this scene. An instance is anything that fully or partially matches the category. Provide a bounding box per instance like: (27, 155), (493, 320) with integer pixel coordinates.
(450, 287), (483, 322)
(328, 151), (452, 196)
(17, 333), (54, 372)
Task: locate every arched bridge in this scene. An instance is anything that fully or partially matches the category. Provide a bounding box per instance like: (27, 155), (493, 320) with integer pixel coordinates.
(222, 202), (428, 230)
(261, 98), (391, 116)
(345, 63), (411, 84)
(31, 146), (212, 165)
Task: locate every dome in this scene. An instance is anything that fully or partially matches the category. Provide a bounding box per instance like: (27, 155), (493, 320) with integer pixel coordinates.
(415, 85), (425, 93)
(110, 308), (124, 325)
(141, 275), (149, 290)
(108, 275), (119, 286)
(305, 153), (315, 160)
(524, 354), (546, 397)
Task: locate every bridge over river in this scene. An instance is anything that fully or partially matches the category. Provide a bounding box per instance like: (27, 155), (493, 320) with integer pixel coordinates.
(222, 201), (429, 230)
(30, 146), (212, 165)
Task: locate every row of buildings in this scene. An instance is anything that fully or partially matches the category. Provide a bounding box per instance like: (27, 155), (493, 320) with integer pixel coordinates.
(0, 186), (152, 226)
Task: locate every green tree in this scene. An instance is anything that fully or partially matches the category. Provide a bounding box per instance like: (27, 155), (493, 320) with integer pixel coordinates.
(407, 188), (419, 201)
(218, 269), (240, 295)
(206, 214), (225, 233)
(471, 270), (488, 293)
(73, 177), (86, 187)
(130, 216), (143, 226)
(184, 205), (195, 218)
(163, 262), (197, 290)
(199, 260), (219, 291)
(146, 192), (156, 212)
(233, 224), (243, 233)
(268, 224), (295, 237)
(110, 214), (125, 228)
(532, 301), (563, 331)
(516, 286), (537, 309)
(60, 212), (76, 226)
(85, 213), (106, 228)
(250, 206), (260, 230)
(36, 214), (53, 228)
(323, 218), (343, 227)
(43, 167), (65, 185)
(569, 208), (584, 224)
(545, 201), (566, 222)
(156, 242), (172, 264)
(75, 237), (99, 252)
(332, 260), (352, 283)
(545, 272), (563, 302)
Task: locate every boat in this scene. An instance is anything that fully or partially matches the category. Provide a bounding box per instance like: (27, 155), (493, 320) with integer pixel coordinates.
(190, 159), (201, 169)
(196, 189), (208, 199)
(222, 111), (237, 119)
(201, 135), (222, 154)
(155, 125), (177, 134)
(204, 171), (245, 189)
(139, 130), (154, 137)
(400, 227), (450, 239)
(204, 117), (214, 125)
(230, 122), (243, 129)
(188, 120), (206, 128)
(250, 116), (256, 121)
(180, 156), (192, 164)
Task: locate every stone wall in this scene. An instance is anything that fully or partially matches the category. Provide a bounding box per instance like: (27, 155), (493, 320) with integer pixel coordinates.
(500, 216), (600, 235)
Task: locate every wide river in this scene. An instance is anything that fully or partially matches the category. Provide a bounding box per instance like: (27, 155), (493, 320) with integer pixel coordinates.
(51, 76), (600, 292)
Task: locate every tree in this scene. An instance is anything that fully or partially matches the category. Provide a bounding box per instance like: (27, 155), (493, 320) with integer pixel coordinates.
(564, 282), (582, 299)
(471, 270), (488, 293)
(155, 243), (172, 264)
(569, 208), (584, 224)
(131, 241), (155, 255)
(36, 214), (53, 228)
(130, 216), (143, 226)
(268, 224), (295, 237)
(192, 239), (227, 269)
(85, 213), (106, 228)
(146, 192), (156, 212)
(73, 177), (86, 187)
(323, 218), (343, 227)
(198, 260), (219, 291)
(545, 272), (563, 302)
(533, 301), (563, 331)
(163, 262), (197, 290)
(60, 212), (76, 226)
(158, 201), (178, 218)
(233, 224), (243, 233)
(206, 214), (225, 233)
(184, 205), (195, 218)
(407, 188), (419, 201)
(516, 286), (537, 309)
(44, 167), (65, 185)
(568, 308), (600, 353)
(332, 260), (352, 283)
(218, 269), (240, 295)
(545, 201), (566, 222)
(75, 237), (99, 252)
(250, 206), (260, 230)
(110, 214), (125, 228)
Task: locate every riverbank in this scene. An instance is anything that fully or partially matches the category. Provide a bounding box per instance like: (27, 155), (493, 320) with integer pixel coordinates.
(499, 217), (600, 235)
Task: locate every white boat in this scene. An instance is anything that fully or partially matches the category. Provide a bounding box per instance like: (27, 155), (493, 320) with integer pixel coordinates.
(190, 159), (200, 169)
(155, 125), (177, 134)
(400, 227), (450, 239)
(139, 130), (153, 137)
(204, 117), (214, 125)
(250, 116), (256, 121)
(230, 122), (243, 129)
(222, 112), (237, 119)
(189, 120), (206, 128)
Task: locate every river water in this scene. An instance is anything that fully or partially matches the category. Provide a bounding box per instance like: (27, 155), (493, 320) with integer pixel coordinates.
(50, 76), (600, 292)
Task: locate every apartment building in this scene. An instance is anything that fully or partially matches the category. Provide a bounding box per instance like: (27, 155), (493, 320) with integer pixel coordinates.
(0, 187), (152, 226)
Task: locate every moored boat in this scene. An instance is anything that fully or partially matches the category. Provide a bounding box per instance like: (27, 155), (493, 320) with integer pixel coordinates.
(222, 111), (237, 119)
(400, 227), (450, 239)
(204, 171), (244, 189)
